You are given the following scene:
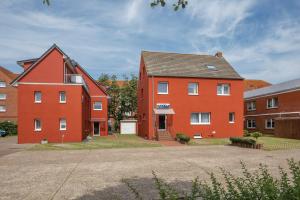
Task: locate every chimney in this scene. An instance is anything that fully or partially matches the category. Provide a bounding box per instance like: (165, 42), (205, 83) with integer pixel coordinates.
(215, 51), (223, 58)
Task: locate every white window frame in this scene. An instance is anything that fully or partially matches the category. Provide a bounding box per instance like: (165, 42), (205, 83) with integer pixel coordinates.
(34, 91), (42, 103)
(93, 102), (103, 110)
(246, 119), (256, 129)
(59, 91), (66, 103)
(60, 118), (67, 130)
(190, 112), (211, 125)
(0, 94), (7, 100)
(217, 84), (230, 96)
(247, 101), (256, 111)
(0, 105), (6, 112)
(157, 82), (168, 94)
(34, 119), (41, 131)
(229, 112), (235, 123)
(0, 81), (6, 88)
(267, 97), (278, 109)
(188, 83), (199, 95)
(265, 119), (275, 129)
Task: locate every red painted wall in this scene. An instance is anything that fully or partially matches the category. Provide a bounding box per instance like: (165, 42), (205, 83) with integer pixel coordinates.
(18, 84), (89, 143)
(75, 66), (108, 136)
(138, 58), (244, 139)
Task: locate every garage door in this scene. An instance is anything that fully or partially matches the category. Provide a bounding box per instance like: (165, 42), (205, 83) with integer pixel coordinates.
(121, 122), (136, 134)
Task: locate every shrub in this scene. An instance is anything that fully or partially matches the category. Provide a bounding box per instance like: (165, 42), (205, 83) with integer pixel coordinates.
(0, 121), (17, 136)
(251, 131), (262, 141)
(124, 159), (300, 200)
(176, 133), (190, 144)
(243, 129), (251, 137)
(230, 137), (256, 145)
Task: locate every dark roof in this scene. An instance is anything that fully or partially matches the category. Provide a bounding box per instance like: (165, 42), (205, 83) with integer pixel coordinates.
(16, 58), (39, 67)
(141, 51), (243, 79)
(244, 78), (300, 99)
(244, 79), (272, 91)
(0, 66), (19, 80)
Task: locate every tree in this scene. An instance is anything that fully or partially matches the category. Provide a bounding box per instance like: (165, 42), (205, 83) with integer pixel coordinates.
(98, 73), (111, 87)
(119, 75), (138, 118)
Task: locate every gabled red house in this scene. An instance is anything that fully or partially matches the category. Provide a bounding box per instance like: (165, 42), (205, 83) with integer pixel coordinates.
(137, 51), (244, 140)
(11, 44), (108, 143)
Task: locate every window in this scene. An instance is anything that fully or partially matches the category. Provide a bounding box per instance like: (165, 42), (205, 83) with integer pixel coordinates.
(247, 119), (256, 129)
(267, 97), (278, 109)
(265, 119), (275, 129)
(190, 112), (211, 125)
(158, 82), (168, 94)
(60, 119), (67, 130)
(0, 105), (6, 112)
(188, 83), (198, 95)
(0, 94), (6, 100)
(59, 91), (66, 103)
(34, 119), (41, 131)
(0, 81), (6, 88)
(229, 112), (235, 123)
(217, 84), (230, 95)
(34, 91), (42, 103)
(93, 102), (102, 110)
(247, 101), (256, 111)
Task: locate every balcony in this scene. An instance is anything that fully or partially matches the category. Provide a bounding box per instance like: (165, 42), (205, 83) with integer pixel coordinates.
(65, 74), (89, 91)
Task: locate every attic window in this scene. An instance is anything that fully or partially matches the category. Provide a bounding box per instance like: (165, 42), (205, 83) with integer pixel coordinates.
(207, 65), (217, 70)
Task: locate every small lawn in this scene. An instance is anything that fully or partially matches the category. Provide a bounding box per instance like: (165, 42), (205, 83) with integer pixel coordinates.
(189, 135), (300, 151)
(30, 135), (162, 150)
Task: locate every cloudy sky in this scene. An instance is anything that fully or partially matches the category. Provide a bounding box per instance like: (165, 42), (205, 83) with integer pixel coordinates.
(1, 0), (300, 83)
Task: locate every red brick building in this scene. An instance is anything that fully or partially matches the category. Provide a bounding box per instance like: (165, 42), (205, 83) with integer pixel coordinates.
(137, 51), (244, 140)
(244, 79), (271, 91)
(244, 78), (300, 138)
(11, 44), (108, 143)
(0, 67), (18, 122)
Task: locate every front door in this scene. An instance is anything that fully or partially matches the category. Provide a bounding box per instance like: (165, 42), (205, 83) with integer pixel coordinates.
(158, 115), (166, 130)
(93, 122), (100, 136)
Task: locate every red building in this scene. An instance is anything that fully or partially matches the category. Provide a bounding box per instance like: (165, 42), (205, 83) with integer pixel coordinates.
(244, 79), (271, 91)
(11, 44), (108, 143)
(137, 51), (244, 140)
(244, 78), (300, 138)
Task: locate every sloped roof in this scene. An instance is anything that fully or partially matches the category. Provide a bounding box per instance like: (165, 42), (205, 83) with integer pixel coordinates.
(0, 66), (19, 80)
(244, 78), (300, 99)
(244, 79), (271, 91)
(141, 51), (243, 79)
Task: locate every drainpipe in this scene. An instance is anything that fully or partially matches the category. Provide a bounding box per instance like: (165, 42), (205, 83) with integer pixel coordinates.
(152, 76), (155, 139)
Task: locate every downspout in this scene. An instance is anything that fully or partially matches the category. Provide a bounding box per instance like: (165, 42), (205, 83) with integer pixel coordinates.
(152, 76), (155, 139)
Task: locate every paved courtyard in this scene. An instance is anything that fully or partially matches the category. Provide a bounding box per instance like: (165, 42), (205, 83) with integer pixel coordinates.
(1, 138), (300, 200)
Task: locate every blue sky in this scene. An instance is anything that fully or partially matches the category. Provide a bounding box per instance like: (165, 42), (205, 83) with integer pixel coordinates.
(1, 0), (300, 83)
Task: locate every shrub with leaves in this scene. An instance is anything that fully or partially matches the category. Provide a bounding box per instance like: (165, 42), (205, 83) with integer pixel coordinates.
(0, 121), (17, 136)
(176, 133), (190, 144)
(230, 137), (256, 145)
(251, 131), (262, 141)
(243, 130), (251, 137)
(124, 159), (300, 200)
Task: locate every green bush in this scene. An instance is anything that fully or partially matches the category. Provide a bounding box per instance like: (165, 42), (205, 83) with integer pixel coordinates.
(230, 137), (256, 145)
(0, 121), (17, 136)
(124, 159), (300, 200)
(243, 129), (251, 137)
(251, 131), (262, 141)
(176, 133), (190, 144)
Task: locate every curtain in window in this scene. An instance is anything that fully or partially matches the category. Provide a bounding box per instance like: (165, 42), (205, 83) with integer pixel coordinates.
(201, 113), (210, 123)
(190, 113), (199, 123)
(188, 83), (197, 94)
(223, 85), (229, 94)
(217, 85), (222, 94)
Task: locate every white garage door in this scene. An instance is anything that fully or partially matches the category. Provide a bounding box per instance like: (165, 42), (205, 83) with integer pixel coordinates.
(121, 121), (136, 134)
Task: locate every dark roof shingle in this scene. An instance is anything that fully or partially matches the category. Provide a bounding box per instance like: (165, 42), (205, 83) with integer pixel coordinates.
(142, 51), (243, 79)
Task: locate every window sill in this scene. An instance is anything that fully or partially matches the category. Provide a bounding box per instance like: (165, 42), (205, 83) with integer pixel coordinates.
(60, 129), (67, 131)
(229, 122), (235, 124)
(265, 127), (274, 130)
(35, 102), (42, 104)
(217, 94), (230, 96)
(247, 109), (256, 111)
(60, 102), (66, 104)
(34, 129), (42, 132)
(247, 127), (256, 129)
(157, 93), (168, 95)
(191, 123), (211, 125)
(188, 94), (199, 96)
(266, 107), (278, 109)
(0, 111), (6, 112)
(93, 109), (102, 111)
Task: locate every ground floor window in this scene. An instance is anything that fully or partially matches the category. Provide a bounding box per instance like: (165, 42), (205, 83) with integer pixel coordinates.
(191, 112), (211, 125)
(247, 119), (256, 128)
(60, 118), (67, 130)
(265, 119), (275, 129)
(229, 112), (235, 123)
(34, 119), (41, 131)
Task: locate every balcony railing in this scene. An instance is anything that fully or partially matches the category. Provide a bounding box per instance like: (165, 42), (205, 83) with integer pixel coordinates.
(65, 74), (89, 91)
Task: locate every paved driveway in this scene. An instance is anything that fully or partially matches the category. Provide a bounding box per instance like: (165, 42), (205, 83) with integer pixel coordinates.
(0, 145), (300, 200)
(0, 136), (32, 157)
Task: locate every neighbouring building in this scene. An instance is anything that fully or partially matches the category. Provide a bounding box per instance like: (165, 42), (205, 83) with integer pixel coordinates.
(0, 66), (18, 122)
(137, 51), (244, 140)
(244, 78), (300, 139)
(244, 79), (271, 91)
(11, 44), (108, 143)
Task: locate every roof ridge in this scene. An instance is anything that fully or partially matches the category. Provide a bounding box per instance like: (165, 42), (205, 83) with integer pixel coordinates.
(142, 50), (212, 57)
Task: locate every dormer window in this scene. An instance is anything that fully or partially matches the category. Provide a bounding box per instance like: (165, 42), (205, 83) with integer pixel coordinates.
(207, 65), (217, 70)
